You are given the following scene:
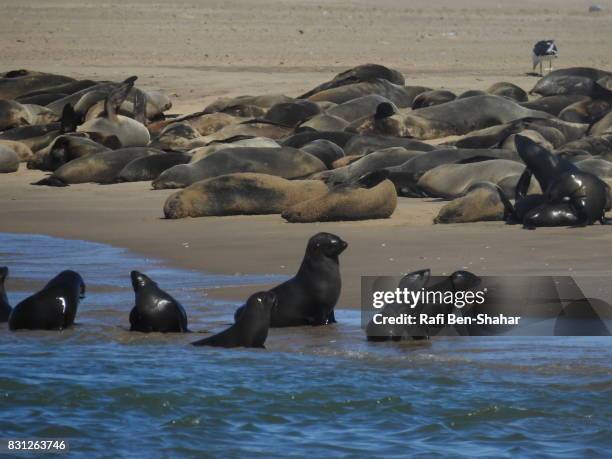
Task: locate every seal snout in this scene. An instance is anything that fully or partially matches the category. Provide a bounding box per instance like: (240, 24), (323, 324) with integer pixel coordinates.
(331, 236), (348, 255)
(130, 270), (149, 290)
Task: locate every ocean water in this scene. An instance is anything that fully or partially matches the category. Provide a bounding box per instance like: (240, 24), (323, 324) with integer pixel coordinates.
(0, 233), (611, 458)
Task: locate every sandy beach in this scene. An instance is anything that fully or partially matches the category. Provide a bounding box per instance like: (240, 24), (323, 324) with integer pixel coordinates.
(2, 165), (612, 308)
(2, 0), (612, 307)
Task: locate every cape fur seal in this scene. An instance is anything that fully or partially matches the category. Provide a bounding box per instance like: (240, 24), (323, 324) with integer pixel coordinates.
(282, 171), (397, 222)
(34, 147), (163, 186)
(76, 77), (150, 147)
(0, 140), (33, 162)
(116, 153), (191, 182)
(411, 90), (456, 109)
(313, 147), (424, 185)
(27, 134), (111, 171)
(384, 148), (519, 196)
(8, 270), (85, 331)
(0, 70), (75, 100)
(434, 182), (506, 224)
(0, 144), (19, 173)
(0, 104), (80, 152)
(152, 147), (326, 190)
(0, 100), (58, 131)
(355, 95), (554, 139)
(129, 271), (189, 333)
(0, 267), (11, 322)
(163, 173), (328, 219)
(234, 232), (347, 327)
(503, 136), (611, 228)
(299, 64), (405, 99)
(487, 82), (528, 102)
(192, 291), (276, 348)
(530, 67), (612, 97)
(416, 159), (526, 199)
(300, 139), (345, 168)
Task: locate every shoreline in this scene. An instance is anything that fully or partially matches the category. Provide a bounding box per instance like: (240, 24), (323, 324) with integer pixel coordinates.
(2, 166), (612, 308)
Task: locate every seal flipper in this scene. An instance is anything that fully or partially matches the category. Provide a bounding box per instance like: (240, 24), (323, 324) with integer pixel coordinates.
(32, 176), (69, 187)
(133, 89), (147, 125)
(60, 104), (80, 133)
(352, 170), (390, 189)
(105, 76), (138, 122)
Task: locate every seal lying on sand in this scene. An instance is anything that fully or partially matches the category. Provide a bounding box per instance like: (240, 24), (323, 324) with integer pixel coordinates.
(0, 267), (11, 322)
(234, 233), (347, 327)
(384, 148), (519, 196)
(300, 139), (345, 168)
(0, 100), (58, 131)
(530, 67), (612, 97)
(487, 82), (528, 102)
(282, 171), (397, 222)
(129, 271), (189, 333)
(0, 104), (80, 152)
(33, 147), (162, 186)
(0, 140), (33, 162)
(152, 147), (326, 189)
(503, 136), (611, 228)
(434, 182), (507, 224)
(192, 291), (276, 348)
(0, 70), (75, 100)
(163, 173), (328, 219)
(0, 144), (19, 173)
(8, 270), (85, 331)
(313, 147), (424, 185)
(116, 153), (191, 182)
(77, 77), (150, 147)
(416, 159), (526, 199)
(411, 90), (456, 109)
(299, 64), (405, 99)
(27, 134), (112, 171)
(354, 95), (554, 139)
(307, 79), (418, 107)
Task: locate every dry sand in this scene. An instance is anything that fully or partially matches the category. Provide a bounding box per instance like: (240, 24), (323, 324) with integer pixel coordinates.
(1, 0), (612, 306)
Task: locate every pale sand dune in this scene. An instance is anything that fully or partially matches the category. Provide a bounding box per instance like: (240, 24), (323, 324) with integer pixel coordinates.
(1, 0), (612, 306)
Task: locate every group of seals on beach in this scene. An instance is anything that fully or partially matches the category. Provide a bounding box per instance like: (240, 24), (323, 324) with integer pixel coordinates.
(2, 65), (612, 228)
(2, 232), (348, 348)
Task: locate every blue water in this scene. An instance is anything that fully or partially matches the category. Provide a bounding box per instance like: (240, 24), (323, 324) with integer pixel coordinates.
(0, 233), (611, 458)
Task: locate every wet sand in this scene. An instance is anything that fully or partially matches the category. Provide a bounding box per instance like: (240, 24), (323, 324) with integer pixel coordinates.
(2, 166), (612, 308)
(2, 0), (612, 306)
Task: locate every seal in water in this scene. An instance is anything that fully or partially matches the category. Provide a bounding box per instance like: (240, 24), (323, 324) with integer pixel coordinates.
(0, 267), (11, 322)
(129, 271), (189, 333)
(8, 270), (85, 331)
(234, 232), (347, 327)
(192, 291), (277, 348)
